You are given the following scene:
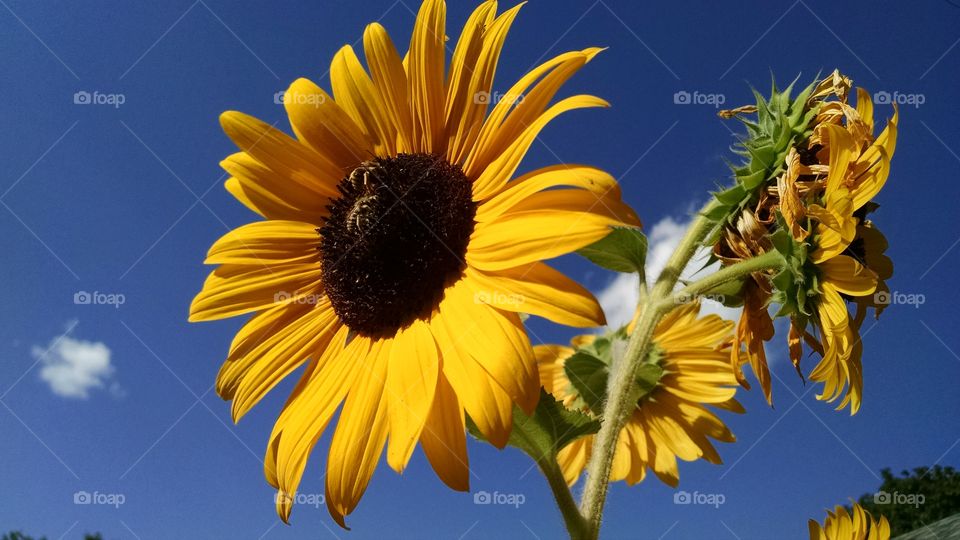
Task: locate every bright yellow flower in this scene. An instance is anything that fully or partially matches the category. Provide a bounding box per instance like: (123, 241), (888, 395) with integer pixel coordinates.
(537, 303), (740, 486)
(808, 504), (891, 540)
(189, 0), (639, 526)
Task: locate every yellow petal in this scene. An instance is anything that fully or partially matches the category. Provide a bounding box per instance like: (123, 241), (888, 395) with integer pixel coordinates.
(821, 255), (878, 297)
(430, 311), (514, 448)
(219, 111), (341, 198)
(470, 95), (610, 201)
(221, 152), (329, 221)
(445, 3), (523, 165)
(467, 199), (630, 271)
(419, 371), (470, 491)
(464, 263), (604, 327)
(217, 303), (309, 400)
(467, 48), (602, 175)
(325, 338), (390, 529)
(386, 319), (439, 473)
(475, 165), (620, 223)
(270, 327), (366, 521)
(189, 263), (322, 322)
(436, 279), (538, 413)
(231, 300), (340, 422)
(204, 220), (319, 266)
(407, 0), (446, 153)
(283, 78), (372, 170)
(443, 1), (497, 162)
(363, 23), (414, 153)
(331, 45), (397, 156)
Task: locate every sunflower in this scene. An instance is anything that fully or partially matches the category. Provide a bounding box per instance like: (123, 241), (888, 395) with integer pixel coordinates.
(188, 0), (640, 526)
(537, 303), (741, 486)
(785, 95), (897, 413)
(720, 77), (897, 413)
(808, 504), (891, 540)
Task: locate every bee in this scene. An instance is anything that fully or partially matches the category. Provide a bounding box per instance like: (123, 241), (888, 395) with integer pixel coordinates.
(345, 165), (381, 235)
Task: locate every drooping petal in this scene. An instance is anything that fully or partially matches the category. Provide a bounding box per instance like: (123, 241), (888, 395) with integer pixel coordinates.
(820, 255), (878, 297)
(231, 300), (340, 422)
(418, 371), (470, 491)
(325, 338), (390, 528)
(385, 319), (439, 472)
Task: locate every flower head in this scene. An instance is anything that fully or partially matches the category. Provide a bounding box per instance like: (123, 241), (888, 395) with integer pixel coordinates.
(537, 303), (741, 486)
(189, 0), (639, 526)
(808, 504), (891, 540)
(713, 71), (897, 413)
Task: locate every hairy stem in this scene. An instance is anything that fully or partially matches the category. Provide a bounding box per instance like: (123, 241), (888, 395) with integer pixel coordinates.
(577, 200), (721, 539)
(540, 457), (589, 539)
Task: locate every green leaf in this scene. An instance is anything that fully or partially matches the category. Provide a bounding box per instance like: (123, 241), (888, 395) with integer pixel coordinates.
(465, 389), (601, 462)
(563, 352), (610, 413)
(577, 227), (647, 274)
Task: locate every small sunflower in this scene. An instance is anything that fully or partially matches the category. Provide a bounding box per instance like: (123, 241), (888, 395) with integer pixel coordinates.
(536, 303), (741, 486)
(808, 504), (891, 540)
(189, 0), (639, 526)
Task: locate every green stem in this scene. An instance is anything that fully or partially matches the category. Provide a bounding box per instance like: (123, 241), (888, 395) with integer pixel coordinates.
(539, 457), (589, 539)
(577, 200), (721, 539)
(666, 250), (785, 308)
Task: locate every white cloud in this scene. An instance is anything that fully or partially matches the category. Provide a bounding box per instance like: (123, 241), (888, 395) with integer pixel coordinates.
(596, 213), (742, 329)
(33, 324), (118, 399)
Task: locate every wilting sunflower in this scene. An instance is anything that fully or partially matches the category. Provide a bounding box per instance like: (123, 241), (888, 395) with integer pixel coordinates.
(779, 97), (897, 414)
(189, 0), (640, 527)
(537, 303), (741, 486)
(717, 73), (897, 414)
(808, 504), (891, 540)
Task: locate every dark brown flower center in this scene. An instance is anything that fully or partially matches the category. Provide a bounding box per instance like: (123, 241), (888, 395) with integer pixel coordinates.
(319, 153), (475, 338)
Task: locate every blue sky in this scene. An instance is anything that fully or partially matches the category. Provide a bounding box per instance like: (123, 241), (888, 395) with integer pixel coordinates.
(1, 1), (958, 538)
